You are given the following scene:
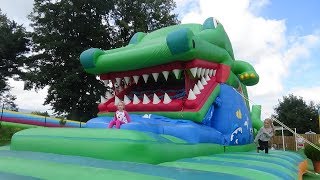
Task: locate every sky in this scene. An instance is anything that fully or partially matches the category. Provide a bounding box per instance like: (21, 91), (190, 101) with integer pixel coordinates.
(1, 0), (320, 118)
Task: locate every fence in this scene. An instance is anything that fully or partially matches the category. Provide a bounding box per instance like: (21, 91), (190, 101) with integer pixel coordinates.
(271, 134), (320, 151)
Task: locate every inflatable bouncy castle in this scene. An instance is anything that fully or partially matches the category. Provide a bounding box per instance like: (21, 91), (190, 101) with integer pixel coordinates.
(81, 17), (262, 147)
(0, 17), (308, 179)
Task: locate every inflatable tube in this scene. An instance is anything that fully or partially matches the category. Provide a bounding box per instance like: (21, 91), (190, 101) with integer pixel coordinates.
(1, 110), (83, 127)
(10, 128), (258, 164)
(0, 149), (307, 180)
(0, 121), (40, 129)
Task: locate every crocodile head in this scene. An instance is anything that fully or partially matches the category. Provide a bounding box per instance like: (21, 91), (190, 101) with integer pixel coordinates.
(80, 17), (259, 122)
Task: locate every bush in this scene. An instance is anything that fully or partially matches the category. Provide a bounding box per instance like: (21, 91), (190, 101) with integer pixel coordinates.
(59, 119), (66, 126)
(304, 143), (320, 161)
(0, 125), (26, 145)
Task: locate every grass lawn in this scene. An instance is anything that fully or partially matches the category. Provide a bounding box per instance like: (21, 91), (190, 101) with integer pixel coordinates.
(0, 124), (26, 147)
(0, 141), (10, 146)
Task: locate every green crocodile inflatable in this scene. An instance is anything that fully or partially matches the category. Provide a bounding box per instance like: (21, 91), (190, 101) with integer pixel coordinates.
(2, 17), (308, 180)
(80, 17), (262, 127)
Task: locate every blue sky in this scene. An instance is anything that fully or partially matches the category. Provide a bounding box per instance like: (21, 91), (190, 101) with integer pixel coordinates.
(260, 0), (320, 91)
(261, 0), (320, 35)
(260, 0), (320, 88)
(1, 0), (320, 118)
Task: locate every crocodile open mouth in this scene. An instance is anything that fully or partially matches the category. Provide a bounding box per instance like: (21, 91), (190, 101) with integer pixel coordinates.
(99, 59), (226, 112)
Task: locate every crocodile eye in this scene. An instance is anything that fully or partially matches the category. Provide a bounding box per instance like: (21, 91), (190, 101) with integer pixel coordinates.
(213, 18), (219, 28)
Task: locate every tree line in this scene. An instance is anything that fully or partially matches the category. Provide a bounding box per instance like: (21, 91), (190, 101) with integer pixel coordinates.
(272, 94), (320, 134)
(0, 0), (178, 121)
(0, 0), (319, 134)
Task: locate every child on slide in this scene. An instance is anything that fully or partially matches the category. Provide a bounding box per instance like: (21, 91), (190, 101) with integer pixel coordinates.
(254, 118), (275, 154)
(108, 101), (131, 129)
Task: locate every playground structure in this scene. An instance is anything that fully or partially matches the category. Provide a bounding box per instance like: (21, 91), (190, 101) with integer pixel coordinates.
(0, 17), (311, 179)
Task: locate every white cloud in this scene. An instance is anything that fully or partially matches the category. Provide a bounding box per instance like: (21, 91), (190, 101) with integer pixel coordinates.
(8, 79), (52, 113)
(174, 0), (200, 18)
(179, 0), (320, 119)
(289, 87), (320, 104)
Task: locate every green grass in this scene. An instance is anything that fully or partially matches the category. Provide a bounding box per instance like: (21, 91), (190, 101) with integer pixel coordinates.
(0, 124), (26, 146)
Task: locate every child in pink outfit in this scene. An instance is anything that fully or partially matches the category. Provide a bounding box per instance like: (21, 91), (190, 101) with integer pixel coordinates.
(108, 101), (131, 129)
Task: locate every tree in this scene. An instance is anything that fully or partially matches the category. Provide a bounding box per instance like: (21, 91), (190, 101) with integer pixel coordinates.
(24, 0), (179, 121)
(272, 94), (320, 134)
(0, 90), (18, 111)
(0, 10), (29, 109)
(24, 0), (114, 122)
(111, 0), (179, 46)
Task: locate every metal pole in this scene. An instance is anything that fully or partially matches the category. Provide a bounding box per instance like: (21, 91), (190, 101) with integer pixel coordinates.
(295, 128), (297, 151)
(0, 103), (4, 125)
(44, 111), (47, 127)
(282, 127), (285, 151)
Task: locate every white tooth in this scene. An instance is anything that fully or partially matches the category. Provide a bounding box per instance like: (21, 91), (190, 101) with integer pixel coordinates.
(114, 96), (121, 105)
(102, 80), (109, 86)
(106, 91), (113, 99)
(197, 80), (204, 90)
(133, 76), (140, 84)
(133, 94), (141, 104)
(196, 68), (202, 77)
(124, 95), (131, 105)
(201, 77), (208, 85)
(201, 68), (205, 77)
(188, 89), (197, 100)
(110, 80), (114, 88)
(163, 93), (172, 104)
(212, 69), (217, 76)
(173, 69), (182, 79)
(101, 96), (107, 103)
(209, 69), (213, 77)
(162, 71), (169, 81)
(204, 69), (209, 76)
(115, 78), (121, 85)
(189, 67), (197, 78)
(153, 93), (161, 104)
(193, 84), (201, 95)
(152, 73), (159, 82)
(142, 94), (151, 104)
(205, 75), (210, 81)
(124, 77), (130, 85)
(142, 74), (149, 83)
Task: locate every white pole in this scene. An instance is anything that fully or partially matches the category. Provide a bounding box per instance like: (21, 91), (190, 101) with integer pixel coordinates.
(295, 128), (297, 151)
(282, 127), (285, 151)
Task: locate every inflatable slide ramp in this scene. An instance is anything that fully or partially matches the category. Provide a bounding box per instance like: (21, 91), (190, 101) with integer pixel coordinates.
(0, 149), (306, 180)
